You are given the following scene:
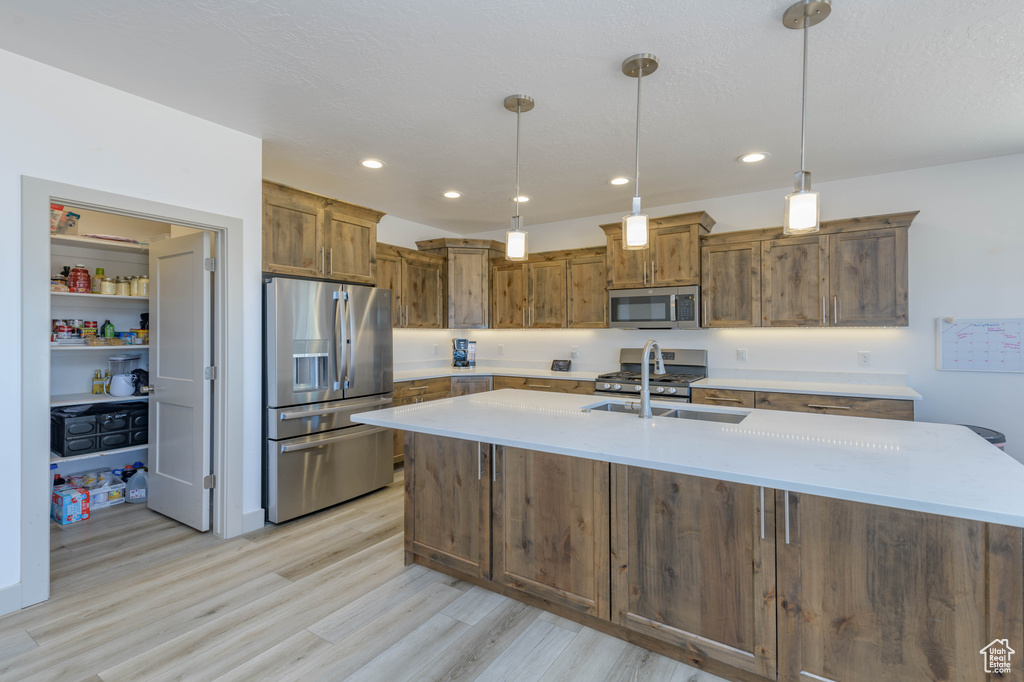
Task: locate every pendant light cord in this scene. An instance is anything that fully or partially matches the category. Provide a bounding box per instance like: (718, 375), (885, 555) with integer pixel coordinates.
(634, 66), (643, 200)
(800, 15), (808, 174)
(514, 102), (521, 225)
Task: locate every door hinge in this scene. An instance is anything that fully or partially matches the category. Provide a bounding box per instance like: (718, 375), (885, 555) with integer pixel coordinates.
(203, 474), (216, 489)
(204, 258), (216, 271)
(204, 366), (217, 380)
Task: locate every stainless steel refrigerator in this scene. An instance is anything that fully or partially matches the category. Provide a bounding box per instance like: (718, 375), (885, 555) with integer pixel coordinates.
(263, 276), (394, 523)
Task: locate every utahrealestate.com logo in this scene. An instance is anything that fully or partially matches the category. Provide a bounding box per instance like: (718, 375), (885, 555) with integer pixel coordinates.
(980, 639), (1015, 675)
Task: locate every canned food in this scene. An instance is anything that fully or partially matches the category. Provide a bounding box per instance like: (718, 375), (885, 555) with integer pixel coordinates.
(52, 319), (66, 331)
(56, 325), (71, 339)
(83, 321), (98, 336)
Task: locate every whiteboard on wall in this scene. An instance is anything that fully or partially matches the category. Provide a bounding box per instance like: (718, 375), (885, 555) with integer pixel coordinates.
(937, 318), (1024, 372)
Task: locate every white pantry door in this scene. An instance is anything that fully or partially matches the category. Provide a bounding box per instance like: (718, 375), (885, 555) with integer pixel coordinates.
(147, 232), (212, 531)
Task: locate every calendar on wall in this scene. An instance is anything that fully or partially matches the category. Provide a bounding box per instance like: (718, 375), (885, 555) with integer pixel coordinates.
(937, 318), (1023, 372)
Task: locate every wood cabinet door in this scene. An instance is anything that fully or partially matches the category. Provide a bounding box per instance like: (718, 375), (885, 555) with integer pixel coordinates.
(829, 227), (908, 327)
(402, 254), (443, 328)
(375, 250), (402, 327)
(701, 242), (761, 327)
(405, 433), (491, 579)
(690, 387), (756, 409)
(450, 376), (492, 396)
(322, 209), (376, 284)
(755, 391), (915, 420)
(606, 233), (649, 289)
(651, 223), (700, 286)
(762, 236), (829, 327)
(611, 465), (777, 678)
(446, 248), (490, 329)
(528, 260), (567, 328)
(492, 263), (527, 329)
(567, 256), (607, 328)
(493, 446), (610, 619)
(777, 492), (1023, 682)
(262, 184), (323, 277)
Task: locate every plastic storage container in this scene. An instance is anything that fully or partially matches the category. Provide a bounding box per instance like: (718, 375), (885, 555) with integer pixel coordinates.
(126, 468), (148, 504)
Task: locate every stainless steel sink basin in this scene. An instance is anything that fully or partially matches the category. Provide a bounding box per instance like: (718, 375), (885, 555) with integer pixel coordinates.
(583, 400), (748, 424)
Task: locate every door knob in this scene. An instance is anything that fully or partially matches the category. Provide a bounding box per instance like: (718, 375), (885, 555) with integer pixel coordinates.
(140, 385), (157, 394)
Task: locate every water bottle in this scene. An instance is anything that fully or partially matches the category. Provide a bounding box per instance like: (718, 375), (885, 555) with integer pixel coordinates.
(126, 468), (148, 504)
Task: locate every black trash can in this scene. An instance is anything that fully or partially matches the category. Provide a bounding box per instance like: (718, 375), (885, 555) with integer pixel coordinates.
(961, 424), (1006, 450)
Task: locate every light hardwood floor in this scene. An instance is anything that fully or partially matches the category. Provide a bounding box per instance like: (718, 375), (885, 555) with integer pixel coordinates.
(2, 472), (727, 682)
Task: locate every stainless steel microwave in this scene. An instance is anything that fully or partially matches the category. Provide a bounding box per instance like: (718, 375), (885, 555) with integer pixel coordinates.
(608, 286), (701, 329)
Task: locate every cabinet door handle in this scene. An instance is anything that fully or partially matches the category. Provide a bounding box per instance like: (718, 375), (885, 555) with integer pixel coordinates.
(522, 308), (526, 328)
(702, 296), (708, 327)
(833, 296), (838, 324)
(785, 491), (791, 544)
(652, 260), (656, 283)
(477, 442), (482, 481)
(822, 296), (826, 325)
(329, 248), (334, 275)
(492, 444), (498, 482)
(757, 485), (765, 540)
(643, 261), (647, 285)
(806, 403), (851, 410)
(406, 305), (409, 328)
(604, 303), (608, 325)
(707, 396), (741, 403)
(321, 247), (326, 274)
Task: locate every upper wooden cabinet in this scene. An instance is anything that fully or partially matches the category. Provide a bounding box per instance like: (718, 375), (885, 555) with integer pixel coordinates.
(376, 243), (444, 328)
(262, 181), (383, 284)
(492, 262), (527, 329)
(528, 260), (567, 328)
(601, 212), (715, 289)
(567, 255), (607, 328)
(701, 212), (917, 328)
(491, 247), (605, 329)
(416, 239), (505, 329)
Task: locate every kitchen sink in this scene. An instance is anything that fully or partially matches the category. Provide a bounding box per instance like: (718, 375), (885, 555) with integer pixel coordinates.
(582, 400), (749, 424)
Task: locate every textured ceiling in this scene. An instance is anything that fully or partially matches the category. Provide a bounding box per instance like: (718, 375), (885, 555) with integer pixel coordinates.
(2, 1), (1023, 233)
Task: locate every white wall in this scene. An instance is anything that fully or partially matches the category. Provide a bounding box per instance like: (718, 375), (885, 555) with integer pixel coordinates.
(1, 49), (263, 594)
(461, 154), (1024, 462)
(377, 215), (462, 249)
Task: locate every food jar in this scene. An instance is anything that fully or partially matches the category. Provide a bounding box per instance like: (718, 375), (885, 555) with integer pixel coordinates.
(137, 275), (149, 297)
(100, 277), (116, 295)
(68, 265), (91, 293)
(115, 278), (130, 297)
(91, 267), (105, 294)
(129, 276), (139, 297)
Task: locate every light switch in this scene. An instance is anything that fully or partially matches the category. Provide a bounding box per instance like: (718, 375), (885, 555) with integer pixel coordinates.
(570, 346), (579, 359)
(737, 348), (748, 362)
(497, 344), (505, 356)
(858, 351), (871, 367)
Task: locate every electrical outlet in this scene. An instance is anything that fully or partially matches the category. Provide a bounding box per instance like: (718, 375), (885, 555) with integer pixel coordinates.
(570, 346), (579, 359)
(497, 344), (504, 356)
(858, 351), (871, 367)
(432, 344), (438, 356)
(737, 348), (748, 362)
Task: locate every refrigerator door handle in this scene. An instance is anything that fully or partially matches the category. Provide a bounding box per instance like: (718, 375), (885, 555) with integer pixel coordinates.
(333, 291), (343, 390)
(345, 289), (356, 389)
(279, 425), (391, 452)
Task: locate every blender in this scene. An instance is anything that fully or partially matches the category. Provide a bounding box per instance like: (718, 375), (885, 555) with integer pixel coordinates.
(105, 353), (141, 397)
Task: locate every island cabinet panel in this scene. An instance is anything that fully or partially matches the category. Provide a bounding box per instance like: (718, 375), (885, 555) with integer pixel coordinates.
(405, 432), (491, 579)
(492, 446), (610, 619)
(830, 227), (909, 327)
(777, 492), (1023, 682)
(611, 465), (778, 679)
(701, 241), (761, 328)
(262, 184), (323, 278)
(567, 256), (607, 328)
(761, 236), (830, 327)
(492, 263), (527, 328)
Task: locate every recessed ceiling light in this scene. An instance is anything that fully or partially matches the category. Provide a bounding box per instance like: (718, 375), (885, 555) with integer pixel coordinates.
(443, 191), (462, 198)
(738, 152), (769, 163)
(609, 177), (631, 185)
(513, 195), (530, 203)
(361, 159), (384, 169)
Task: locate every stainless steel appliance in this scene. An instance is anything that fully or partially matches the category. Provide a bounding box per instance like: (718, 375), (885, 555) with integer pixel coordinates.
(608, 285), (700, 329)
(264, 276), (394, 523)
(595, 348), (708, 402)
(452, 338), (469, 368)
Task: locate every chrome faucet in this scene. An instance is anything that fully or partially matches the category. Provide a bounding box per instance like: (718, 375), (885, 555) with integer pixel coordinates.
(639, 339), (666, 418)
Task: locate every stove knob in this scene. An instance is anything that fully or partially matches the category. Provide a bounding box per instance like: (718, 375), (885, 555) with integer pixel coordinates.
(602, 383), (611, 390)
(613, 384), (621, 391)
(656, 387), (665, 393)
(633, 385), (642, 391)
(668, 387), (677, 394)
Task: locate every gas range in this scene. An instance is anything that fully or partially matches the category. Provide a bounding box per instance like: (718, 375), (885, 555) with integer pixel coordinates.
(595, 348), (708, 402)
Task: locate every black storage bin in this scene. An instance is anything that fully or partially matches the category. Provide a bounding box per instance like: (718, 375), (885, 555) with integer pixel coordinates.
(51, 401), (149, 457)
(130, 428), (149, 445)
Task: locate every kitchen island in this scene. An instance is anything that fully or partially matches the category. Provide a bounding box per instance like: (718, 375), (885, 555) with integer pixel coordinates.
(354, 390), (1024, 682)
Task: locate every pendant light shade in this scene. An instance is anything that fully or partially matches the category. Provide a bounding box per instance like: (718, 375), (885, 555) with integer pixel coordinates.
(504, 94), (534, 261)
(782, 0), (831, 236)
(621, 53), (658, 250)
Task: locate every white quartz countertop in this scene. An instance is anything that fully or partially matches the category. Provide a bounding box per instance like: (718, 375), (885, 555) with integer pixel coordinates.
(691, 377), (923, 400)
(394, 365), (601, 382)
(354, 389), (1024, 528)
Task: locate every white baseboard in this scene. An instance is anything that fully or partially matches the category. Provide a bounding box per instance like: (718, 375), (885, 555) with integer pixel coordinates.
(241, 509), (266, 535)
(0, 582), (23, 616)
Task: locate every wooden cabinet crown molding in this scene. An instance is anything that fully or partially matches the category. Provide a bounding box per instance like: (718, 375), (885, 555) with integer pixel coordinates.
(262, 180), (386, 223)
(599, 210), (715, 235)
(700, 210), (918, 246)
(488, 246), (607, 267)
(415, 238), (506, 254)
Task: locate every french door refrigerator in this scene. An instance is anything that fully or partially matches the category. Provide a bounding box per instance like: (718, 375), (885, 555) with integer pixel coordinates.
(264, 276), (394, 523)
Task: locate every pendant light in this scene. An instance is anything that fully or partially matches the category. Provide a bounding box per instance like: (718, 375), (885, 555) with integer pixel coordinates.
(504, 94), (534, 261)
(782, 0), (831, 235)
(621, 53), (659, 250)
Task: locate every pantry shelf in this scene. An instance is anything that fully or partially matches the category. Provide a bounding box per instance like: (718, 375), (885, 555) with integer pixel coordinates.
(51, 234), (150, 253)
(51, 291), (149, 309)
(50, 345), (149, 352)
(50, 444), (148, 464)
(50, 393), (148, 408)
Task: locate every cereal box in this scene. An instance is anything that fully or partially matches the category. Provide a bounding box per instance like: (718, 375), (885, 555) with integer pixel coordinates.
(51, 486), (90, 525)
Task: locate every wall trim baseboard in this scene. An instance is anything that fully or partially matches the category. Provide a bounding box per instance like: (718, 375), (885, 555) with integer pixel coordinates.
(241, 509), (266, 535)
(0, 582), (23, 616)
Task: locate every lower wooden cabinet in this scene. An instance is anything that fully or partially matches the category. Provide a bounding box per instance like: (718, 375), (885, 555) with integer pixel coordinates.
(777, 491), (1023, 682)
(611, 465), (777, 679)
(692, 387), (915, 421)
(450, 376), (492, 396)
(493, 447), (610, 619)
(690, 387), (756, 409)
(491, 376), (595, 394)
(392, 378), (452, 465)
(404, 433), (491, 579)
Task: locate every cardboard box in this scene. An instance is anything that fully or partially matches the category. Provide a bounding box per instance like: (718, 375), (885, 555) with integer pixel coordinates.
(51, 486), (90, 524)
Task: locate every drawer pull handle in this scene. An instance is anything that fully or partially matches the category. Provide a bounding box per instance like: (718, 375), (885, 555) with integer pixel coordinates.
(527, 384), (552, 389)
(806, 403), (851, 410)
(707, 397), (741, 403)
(407, 386), (430, 392)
